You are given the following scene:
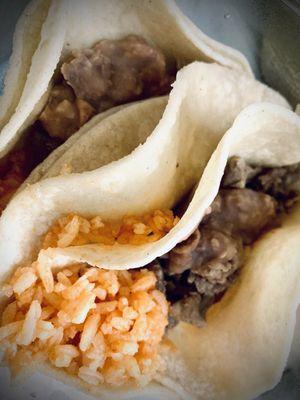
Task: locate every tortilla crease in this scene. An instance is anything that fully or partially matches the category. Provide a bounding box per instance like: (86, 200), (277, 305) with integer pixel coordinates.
(18, 101), (138, 189)
(0, 62), (299, 398)
(0, 61), (289, 275)
(22, 57), (288, 188)
(0, 0), (254, 160)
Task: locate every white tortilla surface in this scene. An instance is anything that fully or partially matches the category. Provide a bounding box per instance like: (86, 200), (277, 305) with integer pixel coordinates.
(0, 62), (289, 276)
(0, 63), (299, 398)
(0, 0), (51, 130)
(159, 103), (300, 399)
(0, 0), (254, 161)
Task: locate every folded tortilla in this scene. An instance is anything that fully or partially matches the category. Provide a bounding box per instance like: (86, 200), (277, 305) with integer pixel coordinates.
(0, 61), (289, 273)
(0, 0), (52, 130)
(0, 0), (254, 162)
(0, 59), (299, 399)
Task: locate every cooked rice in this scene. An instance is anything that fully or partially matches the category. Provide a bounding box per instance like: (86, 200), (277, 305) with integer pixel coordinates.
(42, 209), (179, 249)
(1, 260), (168, 387)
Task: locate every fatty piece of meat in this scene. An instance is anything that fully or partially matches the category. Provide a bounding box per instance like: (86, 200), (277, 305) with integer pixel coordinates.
(61, 35), (173, 111)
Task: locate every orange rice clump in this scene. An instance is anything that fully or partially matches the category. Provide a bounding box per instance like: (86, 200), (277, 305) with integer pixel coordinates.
(0, 264), (169, 387)
(42, 209), (180, 249)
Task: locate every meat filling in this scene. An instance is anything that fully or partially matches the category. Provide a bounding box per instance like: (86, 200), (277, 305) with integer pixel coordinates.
(0, 35), (176, 212)
(148, 156), (300, 327)
(39, 84), (95, 141)
(62, 36), (173, 109)
(42, 35), (174, 140)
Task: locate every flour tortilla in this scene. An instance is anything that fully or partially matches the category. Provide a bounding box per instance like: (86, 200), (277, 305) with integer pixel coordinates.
(2, 105), (300, 400)
(18, 102), (136, 190)
(0, 0), (255, 161)
(0, 62), (299, 398)
(23, 59), (288, 187)
(0, 0), (51, 130)
(0, 0), (66, 156)
(0, 61), (289, 276)
(159, 103), (300, 399)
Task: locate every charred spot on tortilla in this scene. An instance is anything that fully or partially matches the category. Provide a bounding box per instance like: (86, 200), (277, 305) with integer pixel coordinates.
(0, 35), (176, 214)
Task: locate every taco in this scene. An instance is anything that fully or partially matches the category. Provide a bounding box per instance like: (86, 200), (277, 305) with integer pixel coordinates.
(0, 0), (253, 207)
(0, 61), (299, 399)
(0, 0), (286, 213)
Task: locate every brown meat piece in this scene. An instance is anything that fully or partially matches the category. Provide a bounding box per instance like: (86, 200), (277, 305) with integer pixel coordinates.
(168, 227), (242, 276)
(189, 229), (243, 278)
(205, 189), (277, 244)
(166, 187), (276, 299)
(188, 249), (242, 297)
(61, 35), (174, 111)
(251, 162), (300, 199)
(157, 158), (299, 316)
(169, 294), (205, 328)
(167, 229), (201, 274)
(145, 159), (284, 314)
(189, 270), (239, 298)
(222, 156), (262, 189)
(39, 84), (95, 140)
(168, 228), (242, 297)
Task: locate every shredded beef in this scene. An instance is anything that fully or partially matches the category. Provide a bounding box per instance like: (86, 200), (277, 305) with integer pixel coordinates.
(224, 156), (300, 201)
(61, 35), (174, 111)
(0, 34), (176, 210)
